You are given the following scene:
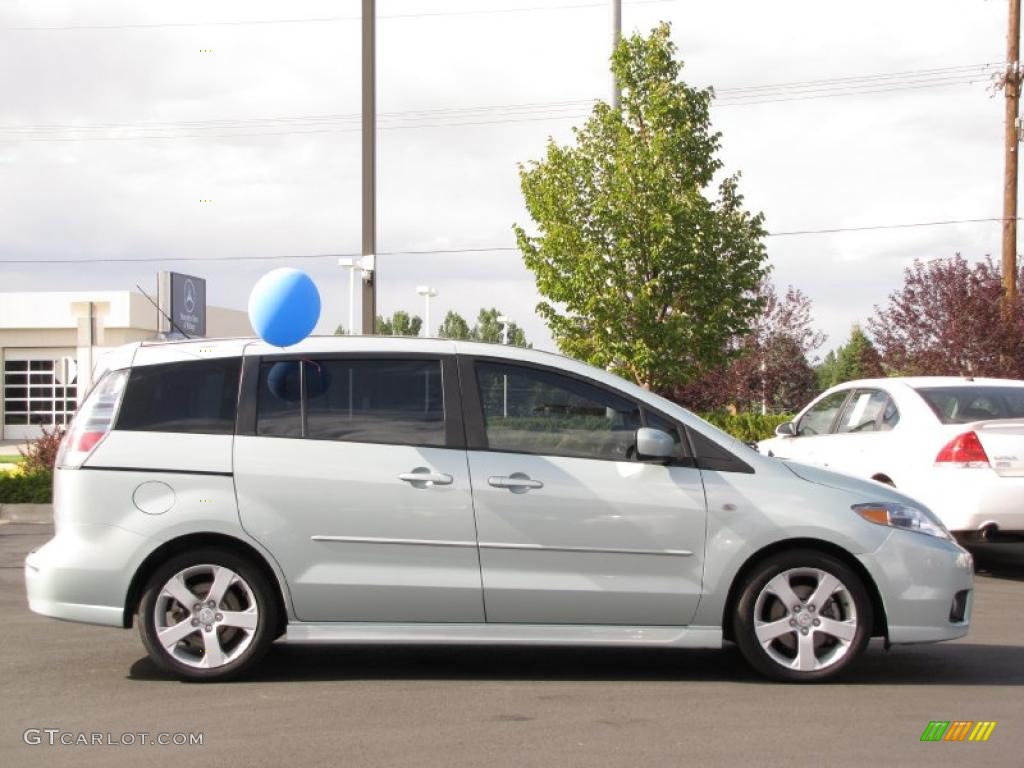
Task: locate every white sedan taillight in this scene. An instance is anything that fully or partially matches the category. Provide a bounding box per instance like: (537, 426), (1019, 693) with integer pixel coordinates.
(57, 369), (129, 469)
(934, 430), (991, 469)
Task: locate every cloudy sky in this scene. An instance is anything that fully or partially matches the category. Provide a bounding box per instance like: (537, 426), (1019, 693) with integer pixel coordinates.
(0, 0), (1011, 356)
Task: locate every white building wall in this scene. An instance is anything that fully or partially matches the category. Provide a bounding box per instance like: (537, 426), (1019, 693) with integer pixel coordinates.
(0, 291), (249, 440)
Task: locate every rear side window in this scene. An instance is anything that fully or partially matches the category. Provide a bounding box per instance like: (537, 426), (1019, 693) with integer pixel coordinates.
(256, 358), (446, 447)
(835, 389), (898, 433)
(915, 386), (1024, 424)
(117, 358), (240, 435)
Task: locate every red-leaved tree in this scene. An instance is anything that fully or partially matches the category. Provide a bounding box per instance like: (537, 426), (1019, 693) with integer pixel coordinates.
(670, 280), (825, 412)
(868, 255), (1024, 378)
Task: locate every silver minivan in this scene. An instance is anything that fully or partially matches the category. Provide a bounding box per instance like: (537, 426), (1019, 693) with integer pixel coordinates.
(25, 337), (974, 682)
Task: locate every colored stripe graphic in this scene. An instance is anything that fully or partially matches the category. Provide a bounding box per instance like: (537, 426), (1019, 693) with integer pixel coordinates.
(944, 721), (972, 741)
(920, 720), (996, 742)
(968, 722), (996, 742)
(921, 722), (949, 742)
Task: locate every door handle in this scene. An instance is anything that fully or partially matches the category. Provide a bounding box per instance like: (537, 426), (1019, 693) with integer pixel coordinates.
(398, 468), (454, 488)
(488, 473), (544, 493)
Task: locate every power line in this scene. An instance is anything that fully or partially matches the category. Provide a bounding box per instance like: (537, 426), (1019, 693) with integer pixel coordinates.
(0, 0), (673, 31)
(766, 217), (1017, 237)
(0, 217), (1017, 265)
(0, 65), (1001, 142)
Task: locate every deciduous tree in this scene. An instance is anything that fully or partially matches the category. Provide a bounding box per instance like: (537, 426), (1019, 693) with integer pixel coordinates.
(514, 23), (767, 390)
(868, 255), (1024, 377)
(376, 311), (422, 337)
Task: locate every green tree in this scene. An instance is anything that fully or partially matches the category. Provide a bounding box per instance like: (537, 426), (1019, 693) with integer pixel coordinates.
(472, 308), (530, 347)
(514, 23), (767, 390)
(437, 310), (472, 340)
(376, 310), (422, 337)
(333, 324), (346, 335)
(818, 325), (884, 389)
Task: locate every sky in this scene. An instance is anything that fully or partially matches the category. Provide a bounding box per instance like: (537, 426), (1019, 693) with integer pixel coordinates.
(0, 0), (1012, 358)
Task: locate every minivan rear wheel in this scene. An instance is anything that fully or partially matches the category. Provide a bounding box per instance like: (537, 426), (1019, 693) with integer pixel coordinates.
(138, 548), (278, 682)
(733, 549), (872, 682)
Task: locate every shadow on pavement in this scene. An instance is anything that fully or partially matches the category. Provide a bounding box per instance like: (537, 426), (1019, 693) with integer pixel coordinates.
(971, 544), (1024, 582)
(127, 640), (1024, 686)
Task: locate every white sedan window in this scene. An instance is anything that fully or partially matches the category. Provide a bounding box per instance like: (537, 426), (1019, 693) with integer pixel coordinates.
(836, 390), (894, 433)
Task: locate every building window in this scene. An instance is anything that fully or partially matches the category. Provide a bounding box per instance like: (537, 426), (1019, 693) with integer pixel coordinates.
(3, 359), (78, 427)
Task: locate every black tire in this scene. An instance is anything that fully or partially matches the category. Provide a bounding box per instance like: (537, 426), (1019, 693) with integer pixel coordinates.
(733, 549), (873, 682)
(138, 547), (279, 682)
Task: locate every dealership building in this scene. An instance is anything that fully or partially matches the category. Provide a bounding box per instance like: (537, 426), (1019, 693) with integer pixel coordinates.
(0, 290), (249, 440)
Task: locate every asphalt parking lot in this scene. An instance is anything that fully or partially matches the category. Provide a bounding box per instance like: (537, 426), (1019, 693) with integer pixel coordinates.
(1, 523), (1022, 768)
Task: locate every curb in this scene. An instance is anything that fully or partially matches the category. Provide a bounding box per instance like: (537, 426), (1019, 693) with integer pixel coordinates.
(0, 504), (53, 524)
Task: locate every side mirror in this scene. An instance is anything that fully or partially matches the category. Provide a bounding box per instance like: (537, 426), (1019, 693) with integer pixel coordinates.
(775, 421), (796, 437)
(636, 427), (676, 460)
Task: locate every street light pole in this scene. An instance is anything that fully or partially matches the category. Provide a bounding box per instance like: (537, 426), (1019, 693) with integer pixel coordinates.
(416, 286), (437, 338)
(361, 0), (377, 334)
(496, 314), (511, 345)
(338, 258), (358, 334)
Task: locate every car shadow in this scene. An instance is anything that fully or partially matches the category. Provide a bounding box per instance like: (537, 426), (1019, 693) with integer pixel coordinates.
(127, 640), (1024, 686)
(972, 545), (1024, 582)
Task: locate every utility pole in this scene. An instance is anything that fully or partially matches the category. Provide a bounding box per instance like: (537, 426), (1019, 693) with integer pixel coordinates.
(361, 0), (377, 334)
(1003, 0), (1021, 311)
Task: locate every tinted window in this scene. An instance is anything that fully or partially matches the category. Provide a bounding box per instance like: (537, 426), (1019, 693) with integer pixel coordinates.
(256, 360), (302, 438)
(915, 386), (1024, 424)
(307, 359), (444, 445)
(835, 389), (894, 433)
(476, 362), (641, 460)
(796, 390), (849, 436)
(256, 358), (445, 446)
(117, 358), (240, 435)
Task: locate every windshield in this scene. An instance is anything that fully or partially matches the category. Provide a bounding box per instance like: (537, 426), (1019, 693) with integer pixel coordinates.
(915, 385), (1024, 424)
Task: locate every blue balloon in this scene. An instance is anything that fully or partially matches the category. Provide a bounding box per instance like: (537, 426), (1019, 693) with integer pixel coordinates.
(248, 268), (321, 347)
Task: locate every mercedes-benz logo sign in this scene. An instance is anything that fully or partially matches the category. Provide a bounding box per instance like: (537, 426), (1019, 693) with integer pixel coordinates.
(184, 279), (197, 314)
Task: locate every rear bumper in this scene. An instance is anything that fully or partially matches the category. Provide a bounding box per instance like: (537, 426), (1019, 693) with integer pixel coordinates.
(857, 529), (974, 644)
(25, 523), (147, 628)
(908, 469), (1024, 535)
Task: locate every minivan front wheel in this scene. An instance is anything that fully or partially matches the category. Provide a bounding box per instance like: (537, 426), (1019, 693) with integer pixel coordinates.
(138, 548), (278, 681)
(733, 550), (872, 682)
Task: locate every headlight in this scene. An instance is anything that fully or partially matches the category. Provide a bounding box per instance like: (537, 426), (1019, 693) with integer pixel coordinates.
(852, 502), (952, 540)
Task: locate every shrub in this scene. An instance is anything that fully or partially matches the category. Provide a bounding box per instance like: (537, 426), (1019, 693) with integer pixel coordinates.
(19, 426), (65, 475)
(698, 411), (793, 444)
(0, 470), (53, 503)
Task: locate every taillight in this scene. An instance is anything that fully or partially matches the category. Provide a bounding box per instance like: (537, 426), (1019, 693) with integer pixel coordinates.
(935, 431), (990, 468)
(57, 369), (128, 469)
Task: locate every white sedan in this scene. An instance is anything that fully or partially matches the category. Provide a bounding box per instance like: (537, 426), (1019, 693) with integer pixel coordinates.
(758, 377), (1024, 544)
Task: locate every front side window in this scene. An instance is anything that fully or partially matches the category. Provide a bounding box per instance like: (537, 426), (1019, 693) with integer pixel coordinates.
(835, 389), (895, 433)
(796, 390), (849, 437)
(117, 358), (240, 435)
(256, 358), (445, 446)
(475, 362), (641, 461)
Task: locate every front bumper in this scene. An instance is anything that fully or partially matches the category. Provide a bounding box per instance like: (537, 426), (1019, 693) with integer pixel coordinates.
(857, 529), (974, 644)
(25, 523), (149, 627)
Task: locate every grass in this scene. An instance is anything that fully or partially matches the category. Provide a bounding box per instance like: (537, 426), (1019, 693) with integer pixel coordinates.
(0, 455), (22, 464)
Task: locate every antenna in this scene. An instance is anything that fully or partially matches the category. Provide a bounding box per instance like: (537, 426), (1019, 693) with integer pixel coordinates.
(135, 283), (191, 339)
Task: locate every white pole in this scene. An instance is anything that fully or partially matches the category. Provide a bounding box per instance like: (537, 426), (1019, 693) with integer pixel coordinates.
(416, 286), (437, 338)
(348, 267), (355, 335)
(339, 258), (360, 334)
